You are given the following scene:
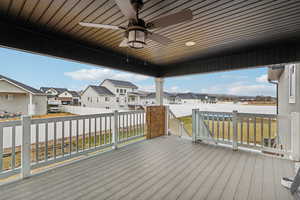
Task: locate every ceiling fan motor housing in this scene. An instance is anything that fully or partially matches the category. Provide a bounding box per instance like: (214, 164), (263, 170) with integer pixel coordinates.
(131, 0), (144, 11)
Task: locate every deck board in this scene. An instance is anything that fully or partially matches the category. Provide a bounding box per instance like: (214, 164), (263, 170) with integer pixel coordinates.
(0, 136), (294, 200)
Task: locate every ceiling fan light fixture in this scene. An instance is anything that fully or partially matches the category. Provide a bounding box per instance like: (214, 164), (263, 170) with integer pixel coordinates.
(128, 28), (146, 49)
(185, 41), (196, 47)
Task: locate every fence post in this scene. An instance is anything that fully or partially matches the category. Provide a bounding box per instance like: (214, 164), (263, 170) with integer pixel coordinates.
(112, 110), (118, 150)
(0, 124), (3, 172)
(21, 115), (31, 178)
(232, 110), (238, 151)
(192, 109), (198, 142)
(291, 112), (300, 161)
(165, 106), (169, 136)
(180, 121), (184, 137)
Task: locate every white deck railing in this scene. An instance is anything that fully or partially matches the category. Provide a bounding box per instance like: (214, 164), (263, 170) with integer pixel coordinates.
(168, 109), (190, 138)
(0, 110), (146, 178)
(192, 109), (292, 158)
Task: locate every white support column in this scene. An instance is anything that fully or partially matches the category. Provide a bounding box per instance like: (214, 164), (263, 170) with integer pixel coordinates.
(155, 78), (164, 105)
(291, 112), (300, 161)
(232, 110), (238, 151)
(21, 115), (31, 178)
(112, 110), (119, 150)
(28, 93), (34, 116)
(165, 106), (169, 136)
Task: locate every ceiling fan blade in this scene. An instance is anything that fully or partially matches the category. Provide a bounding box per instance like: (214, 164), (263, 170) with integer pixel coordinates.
(79, 22), (122, 30)
(119, 38), (129, 47)
(148, 32), (173, 46)
(115, 0), (137, 20)
(147, 9), (193, 29)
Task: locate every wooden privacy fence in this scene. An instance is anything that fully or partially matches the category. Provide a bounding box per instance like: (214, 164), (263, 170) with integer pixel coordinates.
(146, 106), (167, 139)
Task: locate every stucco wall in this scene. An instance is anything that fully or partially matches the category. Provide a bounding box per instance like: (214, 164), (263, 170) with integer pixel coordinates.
(0, 80), (27, 93)
(278, 63), (300, 149)
(0, 93), (47, 115)
(33, 95), (47, 115)
(0, 79), (47, 115)
(0, 93), (28, 114)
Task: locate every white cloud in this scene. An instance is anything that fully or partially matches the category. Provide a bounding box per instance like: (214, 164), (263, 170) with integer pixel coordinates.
(200, 86), (224, 94)
(200, 81), (275, 96)
(227, 84), (275, 96)
(169, 86), (179, 92)
(256, 74), (268, 83)
(220, 75), (248, 79)
(169, 76), (193, 81)
(139, 84), (155, 92)
(166, 86), (190, 93)
(64, 68), (149, 82)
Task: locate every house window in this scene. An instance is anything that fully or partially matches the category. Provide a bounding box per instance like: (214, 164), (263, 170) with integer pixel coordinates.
(116, 89), (119, 93)
(289, 64), (296, 104)
(105, 97), (109, 102)
(120, 89), (123, 93)
(124, 89), (126, 93)
(116, 97), (119, 102)
(97, 97), (99, 103)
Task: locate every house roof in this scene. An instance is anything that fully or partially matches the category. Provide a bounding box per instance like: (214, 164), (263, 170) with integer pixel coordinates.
(69, 91), (80, 98)
(176, 93), (199, 99)
(102, 79), (138, 89)
(40, 87), (68, 94)
(146, 92), (174, 99)
(90, 86), (115, 96)
(0, 74), (43, 95)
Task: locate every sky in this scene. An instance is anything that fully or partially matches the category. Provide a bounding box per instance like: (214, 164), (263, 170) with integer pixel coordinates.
(0, 47), (275, 97)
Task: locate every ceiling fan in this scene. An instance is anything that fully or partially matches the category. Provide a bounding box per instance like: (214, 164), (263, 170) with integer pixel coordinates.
(79, 0), (193, 49)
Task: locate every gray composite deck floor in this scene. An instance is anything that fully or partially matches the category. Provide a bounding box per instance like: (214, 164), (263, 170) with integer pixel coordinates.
(0, 136), (295, 200)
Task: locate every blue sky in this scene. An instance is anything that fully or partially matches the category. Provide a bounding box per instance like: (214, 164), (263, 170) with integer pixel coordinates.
(0, 47), (275, 96)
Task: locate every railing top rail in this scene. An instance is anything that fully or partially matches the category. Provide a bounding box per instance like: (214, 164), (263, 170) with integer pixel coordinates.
(169, 109), (178, 118)
(31, 113), (114, 124)
(236, 113), (277, 118)
(119, 110), (145, 115)
(196, 110), (276, 118)
(0, 120), (21, 127)
(198, 111), (233, 115)
(0, 110), (146, 127)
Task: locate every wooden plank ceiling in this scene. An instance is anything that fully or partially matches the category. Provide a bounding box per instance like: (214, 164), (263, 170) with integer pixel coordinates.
(0, 0), (300, 77)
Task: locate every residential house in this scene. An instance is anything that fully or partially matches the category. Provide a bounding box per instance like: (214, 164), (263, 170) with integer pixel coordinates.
(146, 92), (218, 105)
(177, 93), (200, 104)
(268, 64), (300, 150)
(40, 87), (80, 105)
(100, 79), (138, 108)
(81, 79), (141, 109)
(0, 75), (47, 116)
(81, 85), (115, 109)
(57, 90), (81, 105)
(127, 90), (149, 108)
(144, 92), (175, 105)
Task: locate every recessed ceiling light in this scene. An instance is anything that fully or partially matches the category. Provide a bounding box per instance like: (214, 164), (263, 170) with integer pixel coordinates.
(185, 41), (196, 46)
